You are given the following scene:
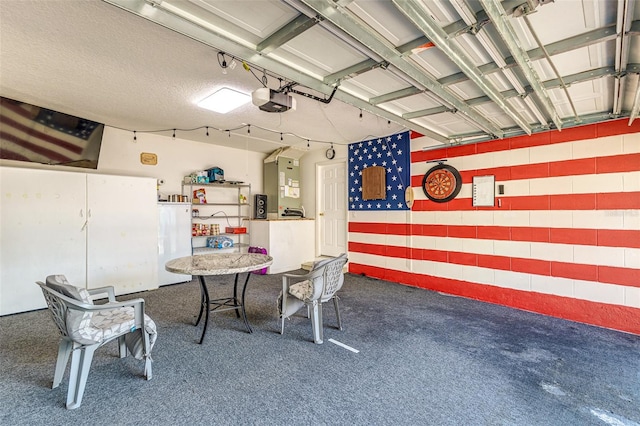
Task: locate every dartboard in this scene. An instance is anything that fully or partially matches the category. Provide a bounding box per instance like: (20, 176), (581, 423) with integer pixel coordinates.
(422, 164), (462, 203)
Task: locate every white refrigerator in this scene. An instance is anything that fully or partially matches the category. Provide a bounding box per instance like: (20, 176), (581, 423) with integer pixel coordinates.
(157, 202), (192, 285)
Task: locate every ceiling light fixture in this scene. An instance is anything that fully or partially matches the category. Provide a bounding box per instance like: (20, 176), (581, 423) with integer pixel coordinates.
(198, 87), (251, 114)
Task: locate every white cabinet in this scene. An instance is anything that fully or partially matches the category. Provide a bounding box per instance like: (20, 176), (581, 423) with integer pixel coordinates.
(157, 202), (192, 285)
(250, 219), (315, 274)
(85, 174), (158, 293)
(183, 183), (251, 254)
(0, 167), (159, 315)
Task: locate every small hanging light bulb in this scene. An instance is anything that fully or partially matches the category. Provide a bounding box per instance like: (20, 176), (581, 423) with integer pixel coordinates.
(247, 124), (250, 134)
(133, 131), (137, 142)
(220, 52), (228, 75)
(359, 109), (363, 121)
(173, 129), (176, 139)
(280, 133), (283, 141)
(206, 126), (209, 136)
(387, 120), (391, 128)
(307, 139), (310, 149)
(228, 130), (231, 138)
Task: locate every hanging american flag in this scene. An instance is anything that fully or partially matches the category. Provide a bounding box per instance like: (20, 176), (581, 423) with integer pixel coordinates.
(0, 96), (104, 168)
(348, 131), (410, 211)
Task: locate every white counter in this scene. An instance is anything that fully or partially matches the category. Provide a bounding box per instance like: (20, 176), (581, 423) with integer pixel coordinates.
(249, 219), (315, 274)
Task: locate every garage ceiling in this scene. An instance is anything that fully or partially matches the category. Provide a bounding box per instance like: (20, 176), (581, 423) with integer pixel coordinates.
(1, 0), (638, 153)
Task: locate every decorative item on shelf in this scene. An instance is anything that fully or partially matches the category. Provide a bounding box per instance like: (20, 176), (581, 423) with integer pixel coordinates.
(206, 236), (234, 249)
(192, 208), (199, 218)
(225, 226), (246, 234)
(192, 224), (220, 236)
(193, 188), (207, 204)
(206, 167), (224, 182)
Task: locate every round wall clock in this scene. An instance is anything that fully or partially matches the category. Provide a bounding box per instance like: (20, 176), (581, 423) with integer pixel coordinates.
(326, 147), (335, 159)
(422, 164), (462, 203)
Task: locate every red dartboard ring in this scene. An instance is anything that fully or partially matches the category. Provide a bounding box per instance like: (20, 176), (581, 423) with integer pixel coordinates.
(422, 164), (462, 203)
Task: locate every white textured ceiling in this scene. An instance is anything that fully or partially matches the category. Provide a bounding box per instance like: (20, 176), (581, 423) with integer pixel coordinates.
(1, 0), (638, 154)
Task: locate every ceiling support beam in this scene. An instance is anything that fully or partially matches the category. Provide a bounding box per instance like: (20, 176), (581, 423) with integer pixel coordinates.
(392, 0), (531, 134)
(629, 74), (640, 125)
(397, 36), (431, 57)
(323, 58), (385, 85)
(296, 0), (505, 138)
(543, 66), (617, 89)
(370, 87), (422, 105)
(256, 14), (321, 55)
(403, 106), (452, 120)
(438, 25), (619, 89)
(479, 0), (562, 130)
(629, 20), (640, 35)
(450, 0), (549, 127)
(613, 0), (635, 116)
(415, 67), (619, 118)
(102, 0), (449, 143)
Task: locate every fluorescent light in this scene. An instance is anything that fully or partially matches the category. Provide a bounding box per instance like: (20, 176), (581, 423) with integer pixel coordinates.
(198, 87), (250, 113)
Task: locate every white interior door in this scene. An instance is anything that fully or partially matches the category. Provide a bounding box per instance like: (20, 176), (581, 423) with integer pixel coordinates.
(86, 174), (158, 294)
(0, 167), (86, 315)
(318, 162), (347, 257)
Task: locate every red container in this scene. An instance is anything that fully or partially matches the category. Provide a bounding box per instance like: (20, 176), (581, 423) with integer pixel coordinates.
(225, 227), (247, 234)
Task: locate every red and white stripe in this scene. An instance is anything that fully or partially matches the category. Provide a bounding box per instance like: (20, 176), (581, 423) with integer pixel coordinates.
(348, 119), (640, 334)
(0, 98), (86, 164)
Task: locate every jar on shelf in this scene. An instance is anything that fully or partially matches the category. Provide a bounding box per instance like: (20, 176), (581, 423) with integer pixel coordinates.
(192, 208), (199, 218)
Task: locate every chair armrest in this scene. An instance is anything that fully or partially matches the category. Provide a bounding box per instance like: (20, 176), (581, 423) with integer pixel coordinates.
(54, 290), (147, 329)
(38, 281), (147, 329)
(87, 286), (117, 302)
(282, 267), (324, 287)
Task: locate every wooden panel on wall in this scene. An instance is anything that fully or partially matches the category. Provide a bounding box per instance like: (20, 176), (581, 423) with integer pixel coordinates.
(362, 166), (386, 200)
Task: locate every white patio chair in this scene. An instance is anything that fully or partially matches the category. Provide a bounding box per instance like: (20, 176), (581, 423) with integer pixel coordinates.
(36, 275), (156, 409)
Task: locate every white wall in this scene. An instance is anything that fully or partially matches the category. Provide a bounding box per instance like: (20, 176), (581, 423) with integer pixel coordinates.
(98, 127), (266, 197)
(299, 143), (349, 218)
(0, 126), (268, 195)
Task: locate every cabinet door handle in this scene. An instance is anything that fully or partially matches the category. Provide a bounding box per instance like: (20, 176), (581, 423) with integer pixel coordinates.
(81, 209), (91, 231)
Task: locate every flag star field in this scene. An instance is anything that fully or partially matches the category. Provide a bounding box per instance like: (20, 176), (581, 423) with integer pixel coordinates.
(348, 131), (410, 211)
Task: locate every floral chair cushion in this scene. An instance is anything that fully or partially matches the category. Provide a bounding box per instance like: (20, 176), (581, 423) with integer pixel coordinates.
(288, 280), (313, 302)
(91, 307), (157, 359)
(44, 275), (157, 355)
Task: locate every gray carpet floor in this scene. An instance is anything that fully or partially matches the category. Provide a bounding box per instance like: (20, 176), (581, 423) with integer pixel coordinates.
(1, 271), (638, 425)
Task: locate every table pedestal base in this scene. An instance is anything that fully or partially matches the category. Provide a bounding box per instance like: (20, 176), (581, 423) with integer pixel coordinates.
(195, 273), (253, 344)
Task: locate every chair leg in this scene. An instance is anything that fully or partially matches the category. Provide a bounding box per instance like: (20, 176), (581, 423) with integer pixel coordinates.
(310, 301), (323, 344)
(333, 297), (343, 331)
(118, 335), (128, 358)
(53, 340), (72, 389)
(141, 329), (152, 380)
(66, 345), (97, 410)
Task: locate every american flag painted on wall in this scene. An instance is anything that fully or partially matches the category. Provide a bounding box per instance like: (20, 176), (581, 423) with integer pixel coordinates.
(348, 131), (410, 211)
(347, 120), (640, 335)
